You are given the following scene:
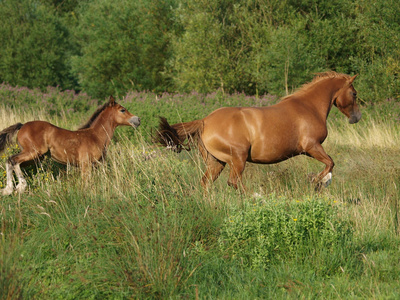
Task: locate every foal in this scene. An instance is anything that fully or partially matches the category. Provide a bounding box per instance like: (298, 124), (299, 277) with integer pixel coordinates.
(0, 96), (140, 195)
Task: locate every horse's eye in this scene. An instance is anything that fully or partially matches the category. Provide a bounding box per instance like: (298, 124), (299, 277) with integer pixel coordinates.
(352, 92), (357, 97)
(120, 108), (126, 113)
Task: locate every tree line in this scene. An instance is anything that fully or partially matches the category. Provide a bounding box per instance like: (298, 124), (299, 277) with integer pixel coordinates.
(0, 0), (399, 101)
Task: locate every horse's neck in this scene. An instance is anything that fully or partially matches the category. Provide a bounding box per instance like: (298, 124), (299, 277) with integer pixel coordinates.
(301, 78), (345, 122)
(89, 111), (116, 145)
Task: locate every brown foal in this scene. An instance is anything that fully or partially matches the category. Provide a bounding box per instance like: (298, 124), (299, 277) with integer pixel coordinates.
(0, 96), (140, 195)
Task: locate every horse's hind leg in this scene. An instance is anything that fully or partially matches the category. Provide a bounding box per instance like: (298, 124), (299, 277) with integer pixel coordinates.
(14, 162), (28, 193)
(199, 147), (226, 190)
(201, 156), (226, 190)
(2, 158), (15, 195)
(6, 150), (38, 194)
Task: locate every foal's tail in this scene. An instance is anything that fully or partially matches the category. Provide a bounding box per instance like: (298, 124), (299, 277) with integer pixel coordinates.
(0, 123), (24, 153)
(155, 117), (203, 153)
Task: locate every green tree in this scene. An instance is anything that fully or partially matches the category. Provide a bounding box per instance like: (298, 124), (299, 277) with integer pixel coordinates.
(169, 0), (324, 96)
(0, 0), (77, 90)
(350, 0), (400, 101)
(71, 0), (176, 98)
(169, 0), (399, 100)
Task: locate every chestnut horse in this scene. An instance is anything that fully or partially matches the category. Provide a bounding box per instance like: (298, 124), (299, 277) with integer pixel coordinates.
(0, 96), (140, 195)
(156, 72), (361, 191)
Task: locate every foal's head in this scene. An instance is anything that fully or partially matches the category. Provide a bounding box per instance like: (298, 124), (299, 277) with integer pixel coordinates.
(333, 74), (362, 124)
(107, 96), (141, 128)
(79, 96), (140, 129)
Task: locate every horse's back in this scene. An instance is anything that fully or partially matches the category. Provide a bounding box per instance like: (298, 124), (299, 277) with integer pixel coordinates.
(18, 120), (53, 140)
(202, 105), (296, 141)
(16, 121), (56, 152)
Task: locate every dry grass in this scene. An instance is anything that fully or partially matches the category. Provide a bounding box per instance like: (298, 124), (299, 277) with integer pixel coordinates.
(328, 119), (400, 149)
(1, 105), (400, 298)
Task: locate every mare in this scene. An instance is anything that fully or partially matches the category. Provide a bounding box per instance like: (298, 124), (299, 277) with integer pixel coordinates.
(156, 72), (362, 191)
(0, 96), (140, 195)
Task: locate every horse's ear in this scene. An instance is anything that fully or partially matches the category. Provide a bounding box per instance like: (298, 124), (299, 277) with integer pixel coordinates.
(349, 74), (358, 84)
(109, 95), (116, 106)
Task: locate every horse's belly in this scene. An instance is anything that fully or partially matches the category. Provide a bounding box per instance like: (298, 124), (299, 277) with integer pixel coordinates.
(49, 141), (102, 166)
(201, 106), (300, 164)
(248, 142), (299, 164)
(248, 152), (296, 164)
(50, 149), (78, 165)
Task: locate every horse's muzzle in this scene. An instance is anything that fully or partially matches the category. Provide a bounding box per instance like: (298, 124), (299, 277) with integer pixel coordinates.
(349, 111), (362, 124)
(130, 116), (141, 128)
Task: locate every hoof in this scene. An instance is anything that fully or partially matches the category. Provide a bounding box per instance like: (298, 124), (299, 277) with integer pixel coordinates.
(16, 181), (27, 194)
(321, 172), (332, 187)
(310, 172), (332, 191)
(1, 187), (14, 196)
(314, 173), (332, 191)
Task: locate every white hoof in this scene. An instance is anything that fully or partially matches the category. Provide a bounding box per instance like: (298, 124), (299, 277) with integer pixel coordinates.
(321, 172), (332, 187)
(16, 178), (28, 193)
(16, 180), (27, 194)
(2, 187), (14, 196)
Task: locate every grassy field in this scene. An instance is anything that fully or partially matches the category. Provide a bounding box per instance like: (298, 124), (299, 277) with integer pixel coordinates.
(0, 86), (400, 299)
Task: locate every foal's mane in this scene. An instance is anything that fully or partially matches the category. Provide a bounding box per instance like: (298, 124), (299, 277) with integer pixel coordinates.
(78, 102), (111, 130)
(282, 71), (352, 100)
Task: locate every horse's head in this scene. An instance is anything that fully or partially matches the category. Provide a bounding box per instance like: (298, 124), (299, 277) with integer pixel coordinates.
(108, 96), (141, 128)
(333, 74), (362, 124)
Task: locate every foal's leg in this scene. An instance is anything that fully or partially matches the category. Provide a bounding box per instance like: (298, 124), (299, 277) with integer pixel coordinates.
(2, 159), (15, 196)
(307, 143), (334, 188)
(80, 161), (92, 181)
(14, 162), (28, 193)
(10, 150), (40, 194)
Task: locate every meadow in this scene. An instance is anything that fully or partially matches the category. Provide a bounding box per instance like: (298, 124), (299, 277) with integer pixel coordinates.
(1, 85), (400, 299)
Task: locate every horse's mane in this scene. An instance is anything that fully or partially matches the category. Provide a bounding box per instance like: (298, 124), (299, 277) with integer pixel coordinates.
(282, 71), (352, 100)
(78, 102), (111, 130)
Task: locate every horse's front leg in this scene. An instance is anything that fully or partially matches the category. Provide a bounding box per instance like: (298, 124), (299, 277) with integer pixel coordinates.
(80, 159), (93, 182)
(227, 154), (248, 193)
(2, 158), (15, 195)
(306, 143), (335, 189)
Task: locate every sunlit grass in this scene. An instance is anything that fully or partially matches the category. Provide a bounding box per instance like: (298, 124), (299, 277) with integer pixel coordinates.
(1, 101), (400, 298)
(328, 118), (400, 149)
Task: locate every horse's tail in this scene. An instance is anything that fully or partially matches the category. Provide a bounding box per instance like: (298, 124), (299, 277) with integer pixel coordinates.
(0, 123), (24, 153)
(155, 117), (203, 153)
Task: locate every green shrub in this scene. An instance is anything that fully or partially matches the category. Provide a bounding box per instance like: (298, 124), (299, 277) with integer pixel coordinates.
(0, 0), (77, 90)
(0, 0), (399, 102)
(169, 0), (400, 100)
(219, 194), (354, 269)
(70, 0), (176, 98)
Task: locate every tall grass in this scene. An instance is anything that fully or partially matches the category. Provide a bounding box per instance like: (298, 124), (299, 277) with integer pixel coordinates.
(1, 97), (400, 298)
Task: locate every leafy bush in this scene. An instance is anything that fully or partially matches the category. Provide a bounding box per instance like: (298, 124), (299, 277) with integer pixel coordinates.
(170, 0), (400, 100)
(0, 0), (77, 90)
(0, 0), (399, 101)
(70, 0), (176, 98)
(219, 194), (354, 269)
